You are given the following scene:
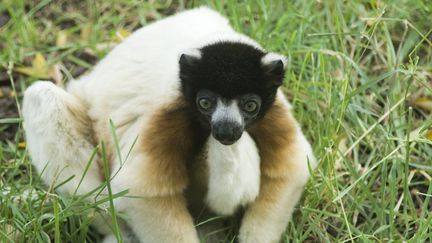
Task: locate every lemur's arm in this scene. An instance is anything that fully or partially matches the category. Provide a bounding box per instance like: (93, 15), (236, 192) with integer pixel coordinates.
(120, 193), (199, 243)
(240, 99), (316, 243)
(111, 100), (206, 243)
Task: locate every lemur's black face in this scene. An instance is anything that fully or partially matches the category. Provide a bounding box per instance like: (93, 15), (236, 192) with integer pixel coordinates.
(195, 90), (262, 145)
(179, 42), (286, 145)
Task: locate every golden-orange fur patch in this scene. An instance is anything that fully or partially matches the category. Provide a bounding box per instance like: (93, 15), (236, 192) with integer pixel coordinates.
(138, 98), (209, 196)
(239, 99), (307, 243)
(249, 99), (299, 179)
(131, 95), (299, 197)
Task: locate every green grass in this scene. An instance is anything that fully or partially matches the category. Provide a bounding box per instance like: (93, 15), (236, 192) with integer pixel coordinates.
(1, 0), (431, 242)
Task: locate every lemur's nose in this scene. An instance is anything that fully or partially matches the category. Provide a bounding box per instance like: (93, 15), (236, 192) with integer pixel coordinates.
(212, 121), (243, 145)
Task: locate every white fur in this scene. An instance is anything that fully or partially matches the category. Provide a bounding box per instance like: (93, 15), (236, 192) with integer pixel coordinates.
(205, 133), (260, 215)
(23, 7), (315, 243)
(181, 48), (202, 59)
(239, 133), (316, 243)
(211, 100), (243, 125)
(22, 81), (101, 195)
(66, 7), (264, 242)
(261, 52), (288, 67)
(65, 7), (264, 205)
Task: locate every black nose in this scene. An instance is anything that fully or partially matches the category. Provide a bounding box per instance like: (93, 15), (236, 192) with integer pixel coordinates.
(211, 121), (243, 145)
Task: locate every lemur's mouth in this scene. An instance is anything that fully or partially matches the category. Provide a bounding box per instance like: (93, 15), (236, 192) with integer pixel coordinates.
(217, 138), (238, 146)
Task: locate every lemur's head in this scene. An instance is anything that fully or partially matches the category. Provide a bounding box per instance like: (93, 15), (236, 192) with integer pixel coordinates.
(179, 42), (286, 145)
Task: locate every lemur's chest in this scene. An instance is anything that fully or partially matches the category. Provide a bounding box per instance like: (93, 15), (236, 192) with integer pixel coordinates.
(187, 133), (261, 216)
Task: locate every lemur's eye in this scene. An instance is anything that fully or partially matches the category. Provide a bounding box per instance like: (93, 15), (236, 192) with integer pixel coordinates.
(243, 101), (258, 113)
(198, 98), (212, 110)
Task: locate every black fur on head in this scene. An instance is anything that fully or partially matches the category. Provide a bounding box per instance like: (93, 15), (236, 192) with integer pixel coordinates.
(179, 41), (286, 125)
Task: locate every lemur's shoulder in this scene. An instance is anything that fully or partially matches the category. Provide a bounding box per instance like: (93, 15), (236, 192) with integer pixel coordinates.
(131, 97), (209, 197)
(249, 93), (315, 181)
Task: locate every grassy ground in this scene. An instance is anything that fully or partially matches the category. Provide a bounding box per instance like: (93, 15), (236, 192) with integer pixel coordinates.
(1, 0), (431, 242)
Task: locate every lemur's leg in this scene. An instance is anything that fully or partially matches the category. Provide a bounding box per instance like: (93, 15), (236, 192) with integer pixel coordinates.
(238, 173), (306, 243)
(23, 81), (129, 242)
(112, 195), (199, 243)
(22, 81), (101, 195)
(108, 100), (203, 243)
(239, 100), (316, 243)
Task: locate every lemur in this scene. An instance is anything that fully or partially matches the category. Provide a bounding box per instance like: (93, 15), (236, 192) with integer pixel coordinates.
(23, 7), (316, 243)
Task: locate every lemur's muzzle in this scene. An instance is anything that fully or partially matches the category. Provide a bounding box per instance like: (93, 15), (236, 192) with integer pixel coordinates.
(210, 99), (245, 145)
(211, 121), (243, 145)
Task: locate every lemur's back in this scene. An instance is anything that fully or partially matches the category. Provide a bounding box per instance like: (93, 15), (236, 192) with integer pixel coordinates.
(23, 7), (316, 243)
(68, 7), (234, 126)
(65, 7), (260, 152)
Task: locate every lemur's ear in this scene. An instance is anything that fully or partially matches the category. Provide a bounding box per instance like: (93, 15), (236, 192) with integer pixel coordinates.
(179, 49), (202, 68)
(261, 53), (287, 87)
